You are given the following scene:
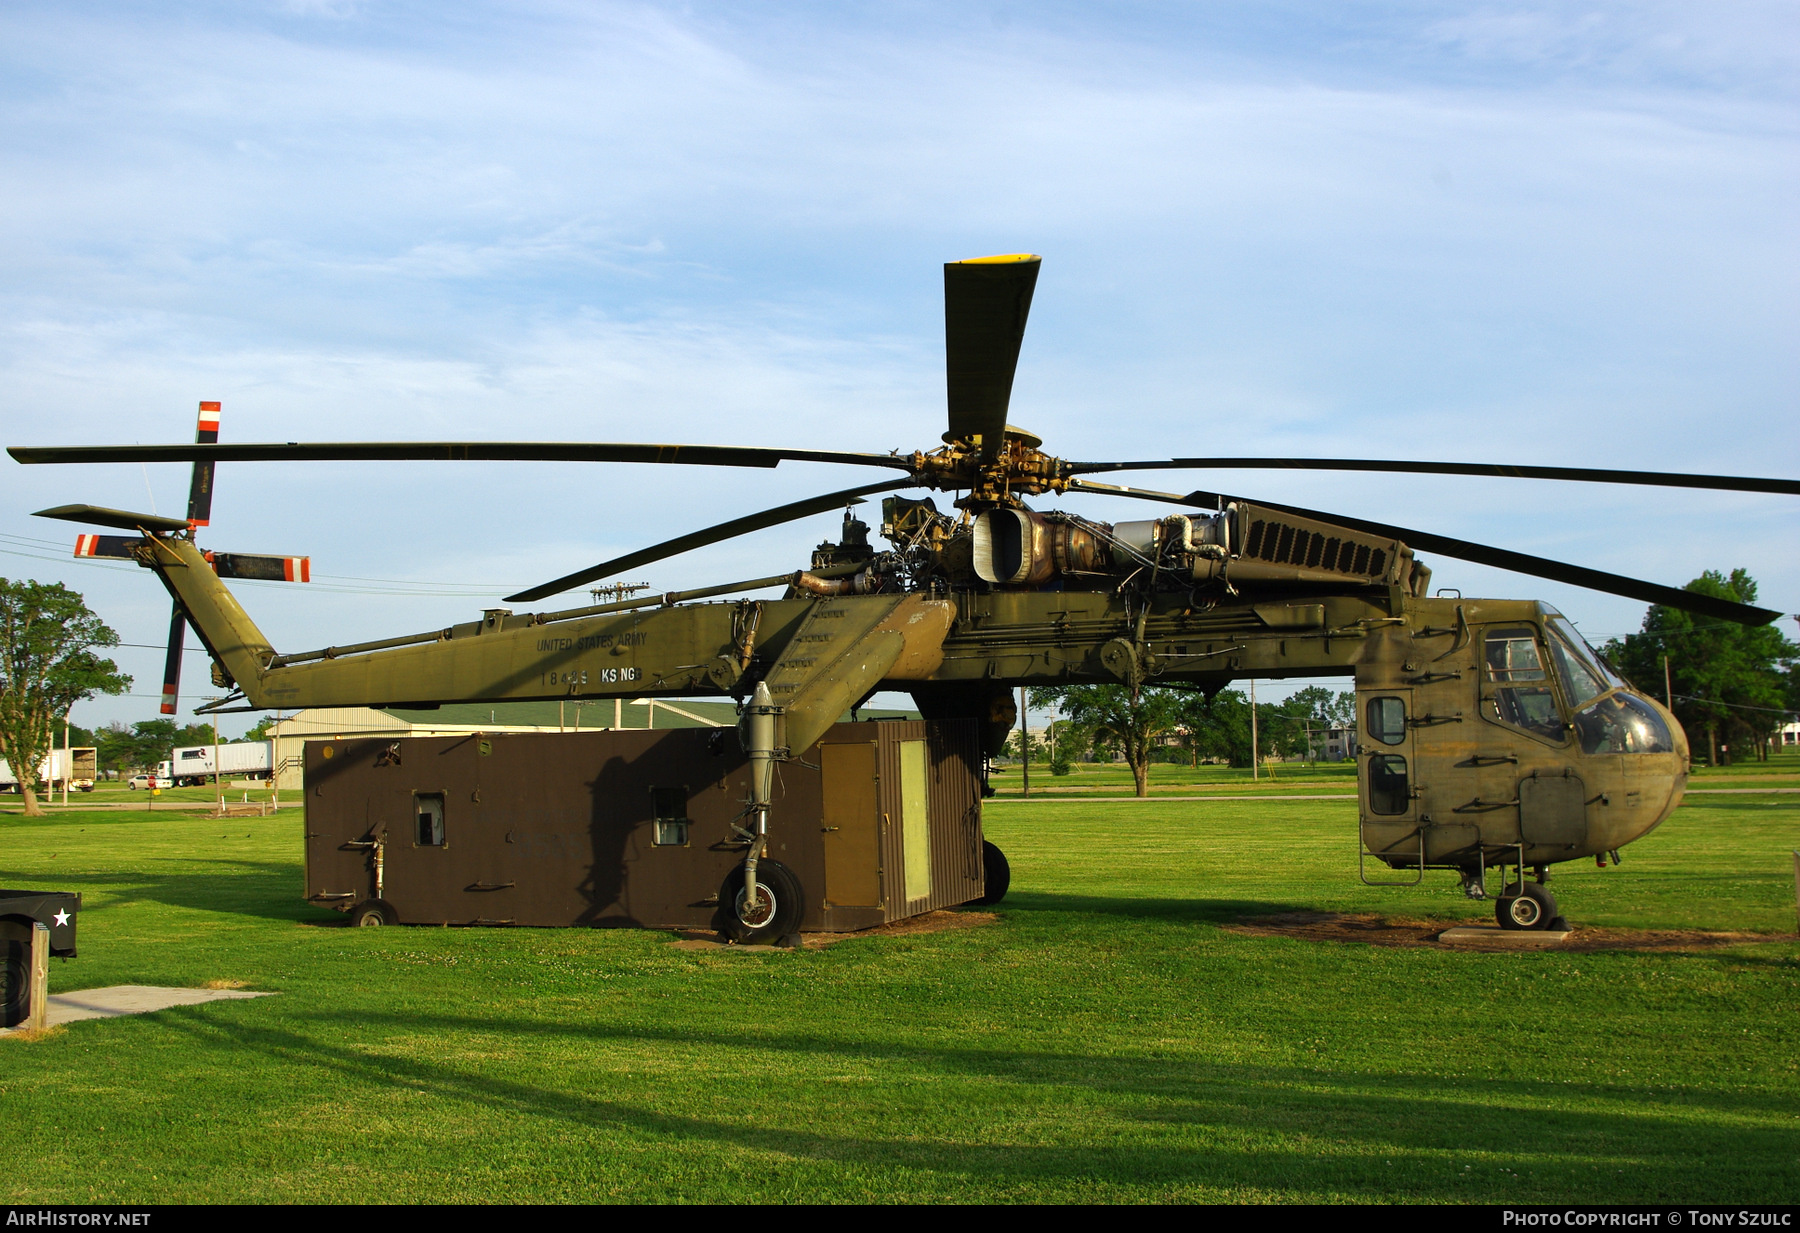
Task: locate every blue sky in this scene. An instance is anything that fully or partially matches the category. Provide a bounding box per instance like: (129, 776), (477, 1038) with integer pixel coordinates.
(2, 1), (1795, 734)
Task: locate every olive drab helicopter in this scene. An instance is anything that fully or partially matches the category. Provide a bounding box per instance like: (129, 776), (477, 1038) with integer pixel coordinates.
(12, 253), (1797, 939)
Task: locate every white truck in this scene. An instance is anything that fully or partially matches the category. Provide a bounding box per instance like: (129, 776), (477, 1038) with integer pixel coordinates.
(160, 740), (275, 786)
(0, 748), (98, 793)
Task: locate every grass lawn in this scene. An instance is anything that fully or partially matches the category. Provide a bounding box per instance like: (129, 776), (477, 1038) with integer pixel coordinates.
(0, 780), (1795, 1203)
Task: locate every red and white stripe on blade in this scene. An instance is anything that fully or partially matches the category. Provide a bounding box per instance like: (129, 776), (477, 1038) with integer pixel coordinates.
(285, 556), (310, 582)
(186, 400), (220, 529)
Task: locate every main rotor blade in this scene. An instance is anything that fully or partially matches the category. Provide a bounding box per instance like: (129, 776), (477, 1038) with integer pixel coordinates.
(8, 441), (916, 471)
(1064, 479), (1783, 626)
(503, 479), (912, 604)
(1067, 456), (1800, 497)
(945, 254), (1040, 461)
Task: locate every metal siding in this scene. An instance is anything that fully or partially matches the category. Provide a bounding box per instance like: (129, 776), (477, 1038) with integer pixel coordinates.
(304, 720), (981, 931)
(874, 720), (983, 916)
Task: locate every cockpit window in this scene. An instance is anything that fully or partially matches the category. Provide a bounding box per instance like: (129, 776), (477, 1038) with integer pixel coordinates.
(1574, 692), (1675, 755)
(1484, 627), (1565, 742)
(1546, 617), (1622, 705)
(1485, 628), (1546, 682)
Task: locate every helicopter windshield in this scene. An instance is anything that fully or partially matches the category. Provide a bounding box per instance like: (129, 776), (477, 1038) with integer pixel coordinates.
(1573, 691), (1675, 755)
(1545, 616), (1623, 708)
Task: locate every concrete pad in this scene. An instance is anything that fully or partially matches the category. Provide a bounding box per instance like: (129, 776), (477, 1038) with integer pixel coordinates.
(41, 985), (275, 1027)
(1437, 926), (1573, 948)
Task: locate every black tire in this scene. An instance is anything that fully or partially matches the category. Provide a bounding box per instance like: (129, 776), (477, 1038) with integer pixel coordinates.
(346, 899), (398, 928)
(965, 840), (1011, 906)
(1, 920), (29, 1029)
(719, 859), (804, 945)
(1496, 882), (1558, 931)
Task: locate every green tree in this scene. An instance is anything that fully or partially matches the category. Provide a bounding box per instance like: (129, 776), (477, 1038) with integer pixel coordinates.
(0, 579), (131, 816)
(1262, 685), (1354, 762)
(1046, 719), (1078, 775)
(1001, 727), (1040, 764)
(1033, 684), (1182, 796)
(1603, 570), (1798, 765)
(1177, 688), (1253, 767)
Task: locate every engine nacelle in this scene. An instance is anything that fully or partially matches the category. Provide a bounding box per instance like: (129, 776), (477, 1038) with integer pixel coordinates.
(971, 509), (1110, 585)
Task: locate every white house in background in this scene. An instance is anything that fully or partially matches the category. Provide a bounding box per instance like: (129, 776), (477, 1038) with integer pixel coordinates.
(1319, 725), (1357, 761)
(1780, 721), (1799, 749)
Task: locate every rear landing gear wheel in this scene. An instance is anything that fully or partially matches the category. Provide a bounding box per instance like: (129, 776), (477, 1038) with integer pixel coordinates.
(347, 899), (397, 927)
(1496, 883), (1557, 931)
(719, 860), (804, 945)
(964, 840), (1011, 906)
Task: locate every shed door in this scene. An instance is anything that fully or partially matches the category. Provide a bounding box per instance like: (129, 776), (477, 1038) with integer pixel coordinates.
(821, 742), (881, 907)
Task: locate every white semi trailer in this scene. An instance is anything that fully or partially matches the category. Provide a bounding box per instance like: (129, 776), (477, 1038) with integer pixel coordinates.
(160, 740), (275, 786)
(0, 748), (98, 793)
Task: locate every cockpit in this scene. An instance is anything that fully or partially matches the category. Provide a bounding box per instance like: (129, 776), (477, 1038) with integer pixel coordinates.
(1482, 608), (1675, 756)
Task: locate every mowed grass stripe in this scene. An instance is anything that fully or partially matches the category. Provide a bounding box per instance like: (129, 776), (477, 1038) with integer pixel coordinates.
(0, 792), (1795, 1203)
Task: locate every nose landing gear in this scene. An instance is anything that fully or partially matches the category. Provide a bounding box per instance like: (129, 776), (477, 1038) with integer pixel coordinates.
(1495, 881), (1571, 932)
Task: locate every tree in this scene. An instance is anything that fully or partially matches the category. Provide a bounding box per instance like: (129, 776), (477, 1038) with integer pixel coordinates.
(1001, 727), (1039, 764)
(0, 579), (131, 816)
(1261, 685), (1355, 763)
(1047, 719), (1079, 775)
(1603, 570), (1798, 765)
(1031, 684), (1183, 797)
(1177, 688), (1253, 766)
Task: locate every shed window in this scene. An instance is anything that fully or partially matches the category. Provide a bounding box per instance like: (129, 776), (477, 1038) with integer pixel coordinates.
(651, 786), (688, 847)
(415, 793), (445, 846)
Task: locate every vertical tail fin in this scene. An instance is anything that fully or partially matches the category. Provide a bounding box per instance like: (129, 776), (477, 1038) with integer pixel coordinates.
(141, 536), (277, 705)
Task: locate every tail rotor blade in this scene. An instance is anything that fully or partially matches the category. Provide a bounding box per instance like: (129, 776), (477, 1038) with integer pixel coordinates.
(159, 605), (186, 716)
(945, 254), (1040, 460)
(185, 401), (220, 528)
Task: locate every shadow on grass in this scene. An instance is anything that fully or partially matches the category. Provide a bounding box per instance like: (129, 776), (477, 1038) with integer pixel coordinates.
(14, 861), (316, 924)
(147, 1003), (1800, 1202)
(998, 890), (1321, 925)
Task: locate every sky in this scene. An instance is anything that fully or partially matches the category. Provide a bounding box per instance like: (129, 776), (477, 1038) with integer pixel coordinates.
(2, 0), (1795, 736)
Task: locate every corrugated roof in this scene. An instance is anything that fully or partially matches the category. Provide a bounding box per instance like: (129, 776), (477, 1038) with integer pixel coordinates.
(375, 699), (919, 730)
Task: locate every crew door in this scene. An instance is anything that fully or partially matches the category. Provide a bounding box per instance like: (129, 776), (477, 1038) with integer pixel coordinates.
(1358, 687), (1419, 867)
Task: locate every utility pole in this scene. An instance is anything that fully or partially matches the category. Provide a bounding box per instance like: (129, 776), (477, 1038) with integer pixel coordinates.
(271, 712), (283, 813)
(1663, 654), (1673, 711)
(1019, 686), (1030, 798)
(1249, 677), (1259, 781)
(211, 715), (224, 814)
(62, 715), (70, 807)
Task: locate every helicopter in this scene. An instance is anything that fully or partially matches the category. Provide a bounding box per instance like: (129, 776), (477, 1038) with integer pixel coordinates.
(12, 253), (1797, 939)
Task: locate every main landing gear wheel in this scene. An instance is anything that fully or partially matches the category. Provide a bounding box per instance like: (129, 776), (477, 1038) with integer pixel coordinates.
(720, 860), (804, 945)
(1496, 883), (1558, 931)
(964, 840), (1011, 906)
(347, 899), (397, 927)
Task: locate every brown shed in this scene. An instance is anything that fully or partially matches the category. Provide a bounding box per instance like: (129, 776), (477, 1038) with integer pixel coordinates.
(303, 719), (985, 932)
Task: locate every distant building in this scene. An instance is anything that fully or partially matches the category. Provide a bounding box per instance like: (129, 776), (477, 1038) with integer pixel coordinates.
(1779, 721), (1799, 749)
(1320, 725), (1357, 762)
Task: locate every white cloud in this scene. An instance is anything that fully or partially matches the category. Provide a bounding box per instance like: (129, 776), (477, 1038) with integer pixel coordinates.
(2, 1), (1794, 733)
